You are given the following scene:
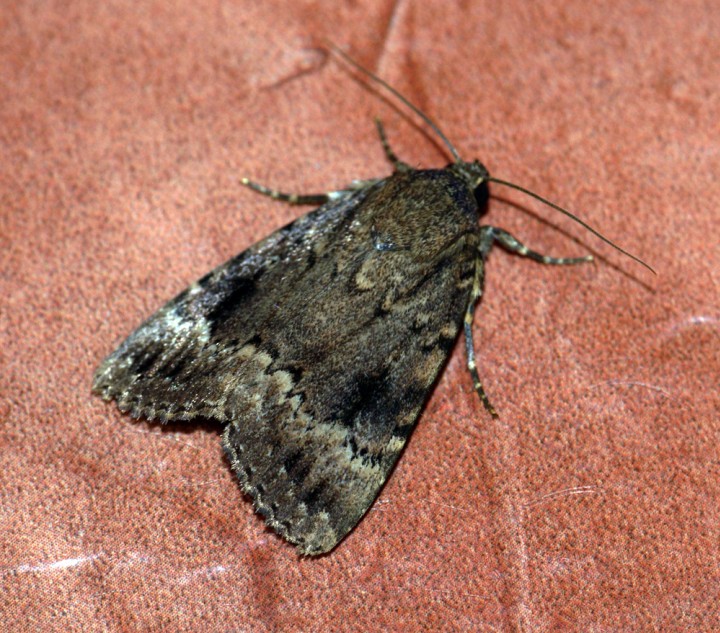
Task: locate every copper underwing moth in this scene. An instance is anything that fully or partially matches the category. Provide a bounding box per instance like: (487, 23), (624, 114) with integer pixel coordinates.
(93, 47), (653, 555)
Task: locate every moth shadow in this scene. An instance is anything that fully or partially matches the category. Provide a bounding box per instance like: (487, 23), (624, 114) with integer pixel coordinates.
(492, 195), (656, 292)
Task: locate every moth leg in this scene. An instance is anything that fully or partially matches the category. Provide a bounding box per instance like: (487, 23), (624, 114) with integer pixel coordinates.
(489, 227), (593, 266)
(374, 118), (412, 173)
(241, 119), (407, 203)
(466, 226), (593, 416)
(240, 176), (383, 205)
(240, 178), (338, 206)
(464, 247), (499, 418)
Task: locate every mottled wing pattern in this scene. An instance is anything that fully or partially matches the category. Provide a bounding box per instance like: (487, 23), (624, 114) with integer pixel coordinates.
(93, 185), (375, 420)
(94, 169), (481, 554)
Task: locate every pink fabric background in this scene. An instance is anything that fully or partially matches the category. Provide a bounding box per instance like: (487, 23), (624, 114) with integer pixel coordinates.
(2, 1), (718, 630)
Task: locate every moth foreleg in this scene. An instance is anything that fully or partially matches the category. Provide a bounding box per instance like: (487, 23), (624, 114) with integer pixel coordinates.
(482, 226), (593, 266)
(466, 226), (593, 417)
(240, 178), (370, 206)
(374, 118), (412, 173)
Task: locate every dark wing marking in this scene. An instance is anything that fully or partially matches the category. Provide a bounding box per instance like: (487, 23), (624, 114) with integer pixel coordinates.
(222, 237), (477, 554)
(93, 185), (375, 420)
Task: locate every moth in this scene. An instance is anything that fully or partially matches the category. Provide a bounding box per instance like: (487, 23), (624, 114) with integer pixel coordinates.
(93, 49), (652, 555)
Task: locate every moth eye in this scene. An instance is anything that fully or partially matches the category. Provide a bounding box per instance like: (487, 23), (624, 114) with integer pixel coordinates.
(474, 180), (489, 209)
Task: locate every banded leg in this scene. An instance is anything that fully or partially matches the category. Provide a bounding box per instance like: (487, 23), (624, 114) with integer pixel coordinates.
(240, 177), (382, 206)
(240, 178), (359, 206)
(482, 226), (593, 265)
(241, 118), (408, 205)
(374, 118), (412, 173)
(464, 254), (498, 417)
(466, 226), (592, 417)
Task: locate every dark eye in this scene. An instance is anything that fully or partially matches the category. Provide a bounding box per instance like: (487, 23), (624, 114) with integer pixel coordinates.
(474, 180), (489, 209)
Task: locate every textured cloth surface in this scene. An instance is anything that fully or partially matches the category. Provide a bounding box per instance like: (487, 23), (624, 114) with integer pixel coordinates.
(2, 1), (718, 631)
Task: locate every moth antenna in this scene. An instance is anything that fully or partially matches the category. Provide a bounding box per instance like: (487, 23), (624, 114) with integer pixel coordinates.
(329, 44), (655, 275)
(329, 44), (462, 162)
(488, 177), (656, 274)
